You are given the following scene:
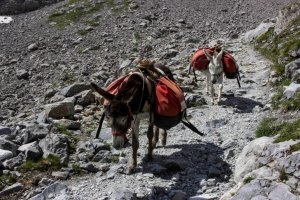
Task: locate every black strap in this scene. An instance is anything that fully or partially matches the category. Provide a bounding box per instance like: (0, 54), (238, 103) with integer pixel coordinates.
(236, 70), (241, 88)
(188, 64), (198, 83)
(95, 111), (105, 139)
(181, 113), (204, 136)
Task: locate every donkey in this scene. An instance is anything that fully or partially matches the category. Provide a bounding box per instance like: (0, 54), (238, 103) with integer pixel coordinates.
(91, 60), (175, 174)
(203, 48), (224, 104)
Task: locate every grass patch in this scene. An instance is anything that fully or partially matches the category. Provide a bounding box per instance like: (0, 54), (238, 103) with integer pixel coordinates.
(18, 155), (62, 173)
(274, 118), (300, 143)
(72, 163), (82, 175)
(255, 118), (282, 138)
(55, 124), (79, 154)
(81, 121), (98, 136)
(290, 142), (300, 153)
(271, 87), (300, 111)
(49, 0), (129, 29)
(0, 173), (17, 189)
(256, 118), (300, 143)
(49, 8), (86, 29)
(243, 176), (255, 184)
(279, 168), (288, 181)
(254, 14), (300, 80)
(60, 70), (76, 85)
(110, 155), (119, 163)
(78, 29), (90, 36)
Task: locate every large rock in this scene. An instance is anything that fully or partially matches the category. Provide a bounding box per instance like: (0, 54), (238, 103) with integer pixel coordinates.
(285, 59), (300, 79)
(60, 83), (91, 97)
(110, 187), (136, 200)
(231, 180), (299, 200)
(283, 82), (300, 99)
(0, 0), (64, 15)
(0, 138), (19, 156)
(0, 182), (24, 197)
(234, 136), (299, 182)
(44, 101), (74, 119)
(18, 141), (43, 161)
(29, 182), (68, 200)
(75, 90), (95, 106)
(0, 149), (13, 161)
(23, 124), (49, 144)
(242, 20), (275, 43)
(39, 134), (69, 165)
(0, 126), (11, 136)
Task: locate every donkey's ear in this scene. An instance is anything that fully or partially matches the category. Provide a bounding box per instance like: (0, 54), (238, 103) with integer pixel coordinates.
(90, 82), (115, 101)
(216, 48), (224, 62)
(203, 49), (213, 62)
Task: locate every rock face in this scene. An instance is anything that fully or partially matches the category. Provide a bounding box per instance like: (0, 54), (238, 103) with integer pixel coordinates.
(274, 1), (300, 34)
(0, 0), (64, 15)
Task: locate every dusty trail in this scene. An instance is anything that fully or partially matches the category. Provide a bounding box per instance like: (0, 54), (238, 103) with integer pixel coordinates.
(61, 38), (273, 200)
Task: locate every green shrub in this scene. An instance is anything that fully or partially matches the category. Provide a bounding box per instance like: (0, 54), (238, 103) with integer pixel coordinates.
(18, 155), (62, 172)
(243, 176), (255, 184)
(274, 118), (300, 143)
(256, 118), (300, 143)
(0, 173), (17, 188)
(72, 163), (82, 175)
(55, 123), (79, 154)
(290, 142), (300, 153)
(272, 90), (300, 111)
(255, 118), (282, 138)
(279, 168), (288, 181)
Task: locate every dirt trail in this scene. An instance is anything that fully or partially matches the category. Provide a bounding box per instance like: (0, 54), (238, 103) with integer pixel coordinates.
(61, 38), (273, 200)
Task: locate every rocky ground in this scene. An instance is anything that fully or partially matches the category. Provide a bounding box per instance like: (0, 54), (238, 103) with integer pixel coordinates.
(60, 39), (274, 199)
(0, 0), (299, 200)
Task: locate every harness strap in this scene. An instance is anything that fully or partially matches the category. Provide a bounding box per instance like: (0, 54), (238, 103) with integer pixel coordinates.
(128, 71), (152, 97)
(181, 112), (204, 136)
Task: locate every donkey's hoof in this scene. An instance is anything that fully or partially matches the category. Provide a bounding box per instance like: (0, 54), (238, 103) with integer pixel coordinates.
(126, 166), (136, 174)
(146, 154), (153, 161)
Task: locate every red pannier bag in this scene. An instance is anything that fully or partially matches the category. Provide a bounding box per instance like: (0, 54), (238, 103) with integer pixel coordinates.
(190, 48), (239, 79)
(154, 77), (186, 130)
(103, 75), (128, 106)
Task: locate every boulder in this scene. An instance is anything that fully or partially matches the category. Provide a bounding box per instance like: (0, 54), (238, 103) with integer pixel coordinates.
(242, 21), (275, 43)
(60, 83), (91, 97)
(0, 149), (13, 161)
(0, 138), (19, 156)
(18, 141), (43, 161)
(44, 101), (74, 119)
(39, 134), (69, 165)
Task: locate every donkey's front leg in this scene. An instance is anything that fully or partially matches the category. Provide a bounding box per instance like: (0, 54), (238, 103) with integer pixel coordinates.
(152, 126), (159, 148)
(147, 123), (154, 161)
(206, 73), (211, 94)
(160, 129), (167, 146)
(217, 83), (223, 103)
(210, 83), (215, 104)
(217, 76), (224, 103)
(128, 118), (140, 174)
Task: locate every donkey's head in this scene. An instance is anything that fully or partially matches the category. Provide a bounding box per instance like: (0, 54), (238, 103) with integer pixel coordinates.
(204, 48), (224, 84)
(91, 77), (144, 148)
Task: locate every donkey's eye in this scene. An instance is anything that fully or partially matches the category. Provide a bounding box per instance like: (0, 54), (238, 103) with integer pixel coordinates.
(118, 117), (127, 123)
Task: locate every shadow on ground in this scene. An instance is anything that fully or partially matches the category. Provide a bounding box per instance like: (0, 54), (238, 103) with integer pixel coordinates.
(140, 142), (232, 198)
(221, 96), (263, 113)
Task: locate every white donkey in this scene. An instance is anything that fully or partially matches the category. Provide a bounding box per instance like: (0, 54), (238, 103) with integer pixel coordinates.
(203, 48), (224, 104)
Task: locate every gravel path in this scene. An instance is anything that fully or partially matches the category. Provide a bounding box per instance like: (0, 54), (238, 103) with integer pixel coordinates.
(60, 38), (274, 199)
(0, 0), (296, 199)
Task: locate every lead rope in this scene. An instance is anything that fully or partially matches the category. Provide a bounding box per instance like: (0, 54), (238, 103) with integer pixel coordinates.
(95, 110), (105, 139)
